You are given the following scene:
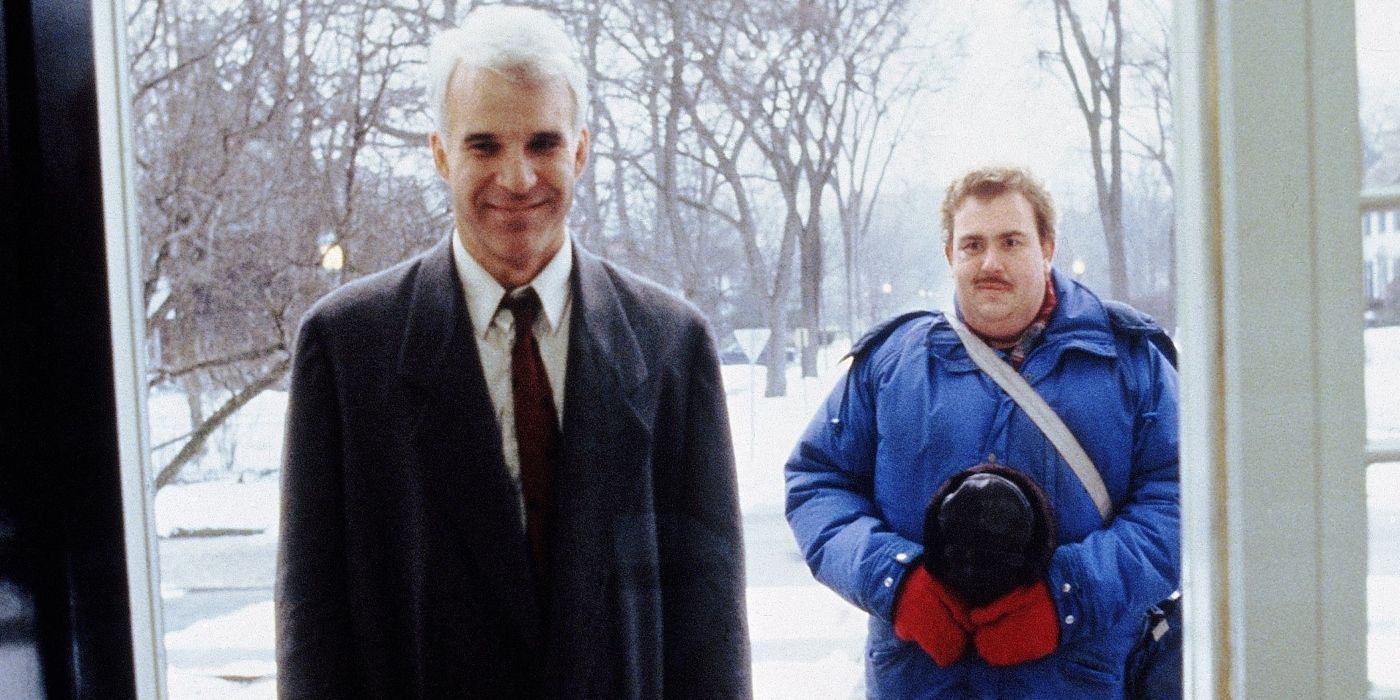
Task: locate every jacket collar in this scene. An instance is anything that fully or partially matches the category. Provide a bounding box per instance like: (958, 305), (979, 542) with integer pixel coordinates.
(395, 236), (646, 396)
(1041, 269), (1115, 343)
(567, 245), (646, 393)
(397, 235), (463, 389)
(452, 232), (574, 340)
(933, 269), (1118, 373)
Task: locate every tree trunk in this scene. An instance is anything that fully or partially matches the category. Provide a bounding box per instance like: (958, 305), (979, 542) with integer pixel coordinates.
(1100, 188), (1129, 300)
(842, 200), (860, 339)
(799, 210), (822, 378)
(1051, 0), (1129, 301)
(180, 373), (207, 464)
(764, 300), (788, 398)
(660, 33), (700, 298)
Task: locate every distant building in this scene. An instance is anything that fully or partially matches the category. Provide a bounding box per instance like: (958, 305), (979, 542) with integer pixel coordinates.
(1364, 207), (1400, 304)
(1365, 150), (1400, 322)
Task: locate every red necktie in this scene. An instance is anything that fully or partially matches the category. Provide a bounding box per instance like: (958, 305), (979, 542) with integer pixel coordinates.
(501, 289), (559, 606)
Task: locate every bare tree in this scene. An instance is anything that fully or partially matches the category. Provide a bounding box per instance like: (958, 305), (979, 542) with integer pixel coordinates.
(708, 0), (919, 378)
(1041, 0), (1128, 301)
(1039, 0), (1177, 307)
(132, 0), (445, 488)
(832, 29), (939, 337)
(1121, 0), (1174, 309)
(133, 0), (951, 430)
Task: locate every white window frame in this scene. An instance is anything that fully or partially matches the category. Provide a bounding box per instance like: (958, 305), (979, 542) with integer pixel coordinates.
(93, 0), (168, 696)
(1176, 0), (1369, 697)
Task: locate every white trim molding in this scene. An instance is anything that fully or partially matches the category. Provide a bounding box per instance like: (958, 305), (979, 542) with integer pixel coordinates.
(93, 0), (168, 696)
(1176, 0), (1367, 697)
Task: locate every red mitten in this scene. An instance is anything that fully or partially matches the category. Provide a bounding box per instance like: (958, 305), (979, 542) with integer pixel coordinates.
(969, 580), (1060, 666)
(893, 566), (974, 667)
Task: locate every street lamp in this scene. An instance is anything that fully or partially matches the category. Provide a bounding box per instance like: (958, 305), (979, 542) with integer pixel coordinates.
(320, 242), (345, 272)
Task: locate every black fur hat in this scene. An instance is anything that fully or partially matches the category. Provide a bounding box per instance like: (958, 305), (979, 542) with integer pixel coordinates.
(921, 463), (1057, 607)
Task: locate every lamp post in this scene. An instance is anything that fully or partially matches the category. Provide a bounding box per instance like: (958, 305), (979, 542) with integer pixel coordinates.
(877, 281), (893, 319)
(320, 242), (345, 272)
(319, 241), (346, 285)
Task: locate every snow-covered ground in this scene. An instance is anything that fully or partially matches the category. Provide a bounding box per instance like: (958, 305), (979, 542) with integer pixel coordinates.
(148, 330), (1400, 698)
(152, 353), (868, 699)
(1367, 327), (1400, 698)
(1368, 327), (1400, 444)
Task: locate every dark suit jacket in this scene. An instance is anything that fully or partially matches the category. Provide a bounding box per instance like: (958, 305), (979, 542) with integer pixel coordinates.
(275, 237), (751, 698)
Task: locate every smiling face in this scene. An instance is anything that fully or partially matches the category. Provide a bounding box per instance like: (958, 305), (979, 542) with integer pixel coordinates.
(430, 65), (589, 288)
(945, 191), (1055, 341)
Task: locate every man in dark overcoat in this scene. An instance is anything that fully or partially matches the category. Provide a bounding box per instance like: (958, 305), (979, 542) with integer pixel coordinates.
(274, 6), (751, 698)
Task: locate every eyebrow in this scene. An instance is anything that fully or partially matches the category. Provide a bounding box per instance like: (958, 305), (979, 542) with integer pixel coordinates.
(958, 229), (1028, 239)
(462, 130), (566, 143)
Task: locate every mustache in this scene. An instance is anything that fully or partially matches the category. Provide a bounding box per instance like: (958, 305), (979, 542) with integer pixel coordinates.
(973, 274), (1011, 286)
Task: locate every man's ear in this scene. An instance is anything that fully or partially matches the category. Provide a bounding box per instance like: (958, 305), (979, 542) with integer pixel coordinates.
(1041, 236), (1056, 266)
(573, 127), (590, 176)
(430, 132), (450, 180)
(944, 241), (954, 266)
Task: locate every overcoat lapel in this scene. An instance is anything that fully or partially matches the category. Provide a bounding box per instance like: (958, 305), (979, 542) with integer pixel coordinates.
(395, 237), (545, 651)
(545, 246), (652, 690)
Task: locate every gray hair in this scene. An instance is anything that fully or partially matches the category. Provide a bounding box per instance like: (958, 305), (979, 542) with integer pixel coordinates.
(426, 5), (589, 135)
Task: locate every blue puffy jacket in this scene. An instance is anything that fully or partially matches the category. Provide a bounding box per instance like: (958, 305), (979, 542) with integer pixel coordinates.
(785, 271), (1179, 699)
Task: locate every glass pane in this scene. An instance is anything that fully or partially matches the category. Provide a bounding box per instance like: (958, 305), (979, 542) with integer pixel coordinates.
(131, 0), (1176, 696)
(1359, 0), (1400, 695)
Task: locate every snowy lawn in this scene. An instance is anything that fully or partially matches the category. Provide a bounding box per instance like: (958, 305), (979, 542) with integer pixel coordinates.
(148, 330), (1400, 698)
(1369, 327), (1400, 443)
(152, 353), (866, 699)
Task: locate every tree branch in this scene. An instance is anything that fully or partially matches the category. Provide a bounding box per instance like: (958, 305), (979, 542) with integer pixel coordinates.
(153, 356), (290, 490)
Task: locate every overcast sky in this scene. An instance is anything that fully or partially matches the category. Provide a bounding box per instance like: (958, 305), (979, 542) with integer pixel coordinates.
(1358, 0), (1400, 100)
(887, 0), (1134, 206)
(888, 0), (1399, 202)
(1358, 0), (1400, 168)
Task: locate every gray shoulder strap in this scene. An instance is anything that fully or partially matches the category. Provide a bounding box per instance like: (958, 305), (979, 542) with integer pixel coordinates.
(946, 316), (1113, 523)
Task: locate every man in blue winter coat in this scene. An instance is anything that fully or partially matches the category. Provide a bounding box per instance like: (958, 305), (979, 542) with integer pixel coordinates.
(785, 166), (1179, 698)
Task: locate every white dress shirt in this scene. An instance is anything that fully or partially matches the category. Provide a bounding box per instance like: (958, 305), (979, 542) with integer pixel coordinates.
(451, 232), (572, 492)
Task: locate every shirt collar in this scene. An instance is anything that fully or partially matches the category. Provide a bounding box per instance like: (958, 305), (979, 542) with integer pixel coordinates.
(451, 231), (573, 339)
